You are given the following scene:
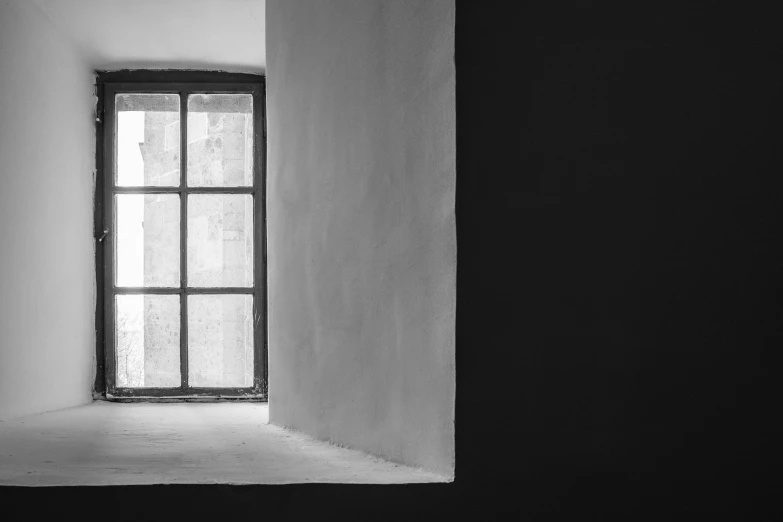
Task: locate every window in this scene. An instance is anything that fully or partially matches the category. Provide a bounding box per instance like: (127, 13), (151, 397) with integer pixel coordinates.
(164, 113), (209, 151)
(96, 71), (266, 399)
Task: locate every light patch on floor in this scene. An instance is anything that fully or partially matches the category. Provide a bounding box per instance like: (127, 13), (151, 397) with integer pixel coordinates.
(0, 402), (446, 486)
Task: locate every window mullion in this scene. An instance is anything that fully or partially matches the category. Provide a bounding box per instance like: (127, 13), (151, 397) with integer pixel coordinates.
(179, 92), (189, 392)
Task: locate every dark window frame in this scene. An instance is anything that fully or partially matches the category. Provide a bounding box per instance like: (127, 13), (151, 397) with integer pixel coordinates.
(94, 70), (267, 400)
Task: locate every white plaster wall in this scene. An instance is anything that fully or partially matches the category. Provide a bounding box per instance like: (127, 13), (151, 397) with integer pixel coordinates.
(0, 0), (96, 420)
(32, 0), (266, 73)
(267, 0), (456, 476)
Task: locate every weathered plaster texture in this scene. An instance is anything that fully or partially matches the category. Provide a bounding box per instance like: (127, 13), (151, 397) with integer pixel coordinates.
(266, 0), (456, 476)
(0, 0), (95, 421)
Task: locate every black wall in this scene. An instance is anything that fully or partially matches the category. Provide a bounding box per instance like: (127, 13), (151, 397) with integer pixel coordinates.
(456, 0), (780, 516)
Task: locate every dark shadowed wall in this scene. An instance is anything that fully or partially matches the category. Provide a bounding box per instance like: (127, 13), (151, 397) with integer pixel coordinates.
(457, 1), (780, 515)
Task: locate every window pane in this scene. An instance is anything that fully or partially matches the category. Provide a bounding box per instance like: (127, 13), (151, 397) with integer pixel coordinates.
(116, 295), (180, 388)
(188, 295), (254, 387)
(187, 94), (253, 187)
(187, 194), (253, 287)
(116, 194), (180, 287)
(116, 94), (180, 187)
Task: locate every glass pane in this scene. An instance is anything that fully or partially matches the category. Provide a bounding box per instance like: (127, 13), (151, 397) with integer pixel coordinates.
(116, 94), (180, 186)
(187, 94), (253, 187)
(116, 295), (180, 387)
(187, 194), (253, 287)
(116, 194), (180, 287)
(188, 295), (254, 387)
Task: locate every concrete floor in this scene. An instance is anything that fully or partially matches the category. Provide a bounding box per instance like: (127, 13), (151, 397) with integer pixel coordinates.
(0, 401), (446, 486)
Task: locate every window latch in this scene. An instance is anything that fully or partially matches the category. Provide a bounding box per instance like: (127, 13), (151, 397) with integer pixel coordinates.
(97, 228), (109, 242)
